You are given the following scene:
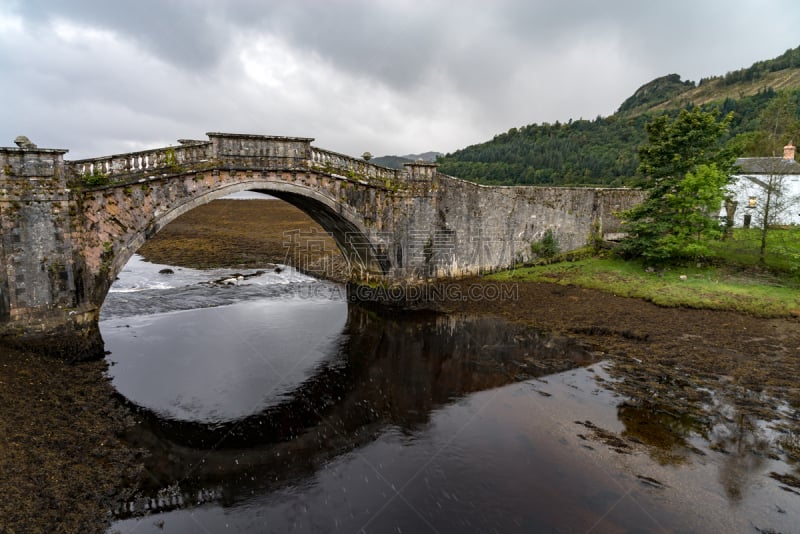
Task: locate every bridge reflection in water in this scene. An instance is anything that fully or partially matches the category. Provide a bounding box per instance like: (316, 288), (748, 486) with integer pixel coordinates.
(107, 304), (608, 531)
(104, 296), (789, 534)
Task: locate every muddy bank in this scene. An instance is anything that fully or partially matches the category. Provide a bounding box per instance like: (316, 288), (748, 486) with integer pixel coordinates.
(0, 347), (144, 534)
(433, 280), (800, 391)
(428, 278), (800, 464)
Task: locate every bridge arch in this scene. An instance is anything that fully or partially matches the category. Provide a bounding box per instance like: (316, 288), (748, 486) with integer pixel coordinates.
(105, 177), (390, 303)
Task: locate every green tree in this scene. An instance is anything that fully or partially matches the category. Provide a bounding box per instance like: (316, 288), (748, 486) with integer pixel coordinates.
(673, 164), (730, 254)
(731, 92), (800, 262)
(619, 108), (735, 263)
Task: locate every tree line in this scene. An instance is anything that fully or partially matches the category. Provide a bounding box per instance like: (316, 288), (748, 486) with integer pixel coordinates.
(708, 45), (800, 86)
(437, 88), (800, 187)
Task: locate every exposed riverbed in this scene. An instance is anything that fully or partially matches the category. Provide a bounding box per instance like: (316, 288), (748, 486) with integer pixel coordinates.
(101, 255), (800, 533)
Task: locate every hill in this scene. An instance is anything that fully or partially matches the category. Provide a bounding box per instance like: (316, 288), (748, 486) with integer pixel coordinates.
(616, 73), (696, 114)
(618, 45), (800, 116)
(370, 155), (413, 169)
(437, 45), (800, 186)
(371, 151), (442, 169)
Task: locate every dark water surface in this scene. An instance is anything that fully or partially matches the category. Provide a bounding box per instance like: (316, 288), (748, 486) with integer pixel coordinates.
(103, 257), (799, 533)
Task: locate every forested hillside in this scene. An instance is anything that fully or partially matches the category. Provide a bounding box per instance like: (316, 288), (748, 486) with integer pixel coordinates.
(437, 46), (800, 186)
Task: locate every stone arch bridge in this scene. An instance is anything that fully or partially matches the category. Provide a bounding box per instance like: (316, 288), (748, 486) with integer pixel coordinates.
(1, 133), (644, 357)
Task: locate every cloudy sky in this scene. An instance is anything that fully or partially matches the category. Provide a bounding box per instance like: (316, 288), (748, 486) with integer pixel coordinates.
(2, 1), (799, 160)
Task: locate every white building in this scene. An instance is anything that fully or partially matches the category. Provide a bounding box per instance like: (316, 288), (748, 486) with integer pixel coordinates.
(723, 143), (800, 227)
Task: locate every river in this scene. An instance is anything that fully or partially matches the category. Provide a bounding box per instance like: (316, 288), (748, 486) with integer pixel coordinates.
(102, 255), (799, 533)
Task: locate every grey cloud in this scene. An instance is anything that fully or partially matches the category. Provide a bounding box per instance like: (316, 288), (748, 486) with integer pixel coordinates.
(12, 0), (794, 102)
(2, 0), (800, 158)
(11, 0), (232, 71)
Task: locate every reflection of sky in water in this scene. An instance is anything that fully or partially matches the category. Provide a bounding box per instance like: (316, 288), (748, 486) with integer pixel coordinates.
(111, 365), (677, 534)
(104, 298), (347, 422)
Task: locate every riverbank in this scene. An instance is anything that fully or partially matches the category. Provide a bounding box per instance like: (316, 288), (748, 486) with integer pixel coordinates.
(489, 255), (800, 318)
(428, 277), (800, 432)
(129, 200), (800, 509)
(2, 197), (799, 532)
(0, 348), (144, 534)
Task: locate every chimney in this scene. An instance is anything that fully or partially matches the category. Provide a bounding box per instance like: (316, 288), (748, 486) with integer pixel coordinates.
(784, 141), (796, 161)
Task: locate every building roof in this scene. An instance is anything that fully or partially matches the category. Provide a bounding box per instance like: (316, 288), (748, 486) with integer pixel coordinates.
(735, 156), (800, 175)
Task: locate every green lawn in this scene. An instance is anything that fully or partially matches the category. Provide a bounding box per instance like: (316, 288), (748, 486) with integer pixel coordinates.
(487, 228), (800, 318)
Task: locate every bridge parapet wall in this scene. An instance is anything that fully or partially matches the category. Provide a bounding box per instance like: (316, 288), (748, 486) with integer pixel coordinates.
(403, 161), (438, 182)
(67, 141), (213, 186)
(310, 147), (403, 186)
(384, 174), (647, 280)
(62, 133), (437, 194)
(208, 132), (311, 171)
(1, 147), (70, 200)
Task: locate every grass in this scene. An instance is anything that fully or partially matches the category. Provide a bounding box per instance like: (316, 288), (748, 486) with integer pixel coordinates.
(710, 227), (800, 275)
(487, 228), (800, 318)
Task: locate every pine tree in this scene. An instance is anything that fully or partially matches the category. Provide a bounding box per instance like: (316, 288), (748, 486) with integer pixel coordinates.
(619, 108), (735, 263)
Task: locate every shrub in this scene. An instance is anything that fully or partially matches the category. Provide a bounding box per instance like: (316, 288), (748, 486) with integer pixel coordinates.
(531, 229), (560, 259)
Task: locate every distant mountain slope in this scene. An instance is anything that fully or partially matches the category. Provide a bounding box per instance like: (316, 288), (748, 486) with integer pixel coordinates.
(372, 151), (442, 169)
(438, 45), (800, 186)
(402, 151), (442, 162)
(370, 155), (413, 169)
(617, 74), (695, 114)
(619, 68), (800, 117)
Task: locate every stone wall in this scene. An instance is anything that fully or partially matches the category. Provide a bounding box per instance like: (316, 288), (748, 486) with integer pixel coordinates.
(380, 171), (646, 280)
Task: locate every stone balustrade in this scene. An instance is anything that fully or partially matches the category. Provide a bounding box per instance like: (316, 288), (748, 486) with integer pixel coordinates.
(68, 141), (213, 184)
(62, 133), (423, 189)
(310, 147), (400, 183)
(206, 133), (310, 170)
